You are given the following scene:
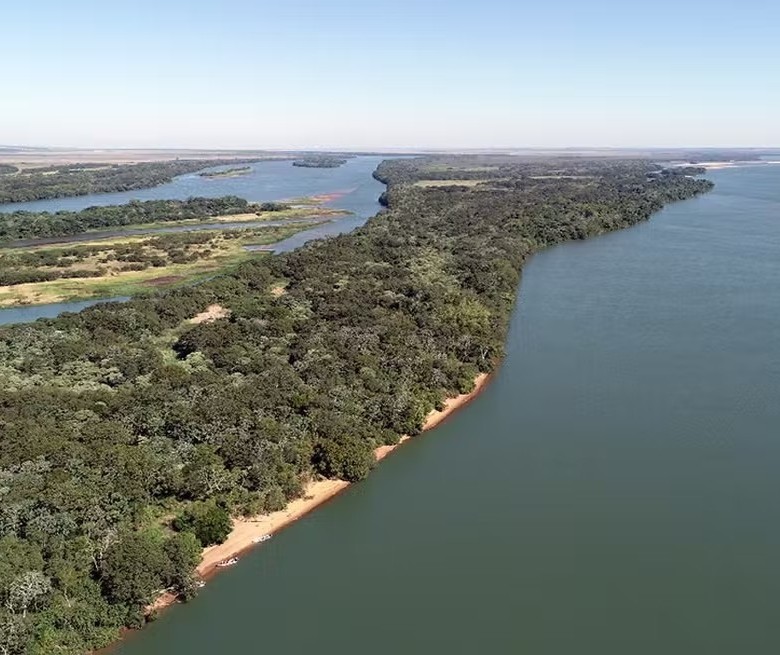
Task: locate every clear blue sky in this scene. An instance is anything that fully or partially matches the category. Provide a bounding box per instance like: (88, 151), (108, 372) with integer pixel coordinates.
(3, 0), (778, 149)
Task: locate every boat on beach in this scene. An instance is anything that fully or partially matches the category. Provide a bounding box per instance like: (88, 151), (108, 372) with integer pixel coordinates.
(252, 534), (272, 544)
(216, 557), (239, 568)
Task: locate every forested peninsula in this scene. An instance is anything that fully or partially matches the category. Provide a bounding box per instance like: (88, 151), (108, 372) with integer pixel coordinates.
(0, 160), (260, 204)
(0, 157), (712, 654)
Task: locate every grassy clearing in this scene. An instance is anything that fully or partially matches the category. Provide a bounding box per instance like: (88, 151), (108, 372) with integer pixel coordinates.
(0, 223), (317, 307)
(529, 174), (596, 180)
(0, 261), (235, 307)
(414, 179), (490, 188)
(421, 164), (500, 174)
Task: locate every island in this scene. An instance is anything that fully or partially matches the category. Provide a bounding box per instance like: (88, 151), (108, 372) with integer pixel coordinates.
(198, 166), (252, 179)
(0, 155), (713, 654)
(292, 156), (349, 168)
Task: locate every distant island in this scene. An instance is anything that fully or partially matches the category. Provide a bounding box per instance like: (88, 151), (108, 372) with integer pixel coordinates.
(0, 158), (261, 203)
(199, 166), (252, 179)
(292, 156), (348, 168)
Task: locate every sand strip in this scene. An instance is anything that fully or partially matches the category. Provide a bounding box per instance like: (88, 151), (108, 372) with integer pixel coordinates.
(148, 372), (491, 612)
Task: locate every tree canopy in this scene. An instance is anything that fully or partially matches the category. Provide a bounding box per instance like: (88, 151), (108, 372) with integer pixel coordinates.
(0, 156), (713, 653)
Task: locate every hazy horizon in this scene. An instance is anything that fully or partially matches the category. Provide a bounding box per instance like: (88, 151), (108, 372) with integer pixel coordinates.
(3, 0), (778, 149)
(2, 145), (780, 153)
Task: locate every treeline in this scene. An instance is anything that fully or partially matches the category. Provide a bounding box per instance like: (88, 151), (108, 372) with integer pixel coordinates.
(0, 160), (259, 204)
(0, 157), (713, 654)
(0, 164), (19, 175)
(0, 196), (251, 242)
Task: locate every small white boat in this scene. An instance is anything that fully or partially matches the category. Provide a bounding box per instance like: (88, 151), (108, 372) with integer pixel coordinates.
(252, 534), (272, 544)
(196, 580), (206, 588)
(216, 557), (239, 567)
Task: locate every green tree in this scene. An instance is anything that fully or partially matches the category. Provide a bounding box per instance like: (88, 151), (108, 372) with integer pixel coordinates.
(172, 502), (232, 547)
(313, 438), (374, 482)
(100, 530), (167, 609)
(163, 532), (202, 598)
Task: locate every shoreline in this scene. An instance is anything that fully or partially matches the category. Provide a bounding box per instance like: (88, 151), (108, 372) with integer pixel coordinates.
(145, 372), (491, 615)
(682, 160), (780, 170)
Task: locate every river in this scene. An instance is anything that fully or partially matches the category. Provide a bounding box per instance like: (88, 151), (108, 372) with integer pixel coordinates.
(0, 156), (388, 325)
(108, 164), (780, 654)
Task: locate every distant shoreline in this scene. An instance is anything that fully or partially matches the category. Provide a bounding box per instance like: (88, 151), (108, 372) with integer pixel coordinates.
(684, 160), (780, 170)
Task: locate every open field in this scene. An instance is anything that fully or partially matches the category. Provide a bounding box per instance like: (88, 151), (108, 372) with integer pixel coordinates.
(0, 222), (318, 307)
(420, 163), (500, 174)
(414, 179), (490, 187)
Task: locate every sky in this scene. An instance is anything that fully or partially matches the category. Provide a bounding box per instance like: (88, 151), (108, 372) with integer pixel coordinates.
(2, 0), (778, 150)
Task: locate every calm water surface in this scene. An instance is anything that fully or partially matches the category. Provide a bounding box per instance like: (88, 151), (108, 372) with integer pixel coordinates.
(0, 157), (384, 214)
(0, 156), (388, 325)
(114, 165), (780, 654)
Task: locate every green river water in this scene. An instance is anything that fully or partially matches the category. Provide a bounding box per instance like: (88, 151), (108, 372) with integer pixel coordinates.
(113, 164), (780, 654)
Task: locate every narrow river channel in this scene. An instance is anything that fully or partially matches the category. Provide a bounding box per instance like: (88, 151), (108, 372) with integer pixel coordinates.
(0, 156), (388, 325)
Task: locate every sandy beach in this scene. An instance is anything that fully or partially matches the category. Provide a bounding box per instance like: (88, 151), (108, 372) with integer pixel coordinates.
(684, 160), (780, 170)
(149, 371), (491, 611)
(196, 478), (349, 577)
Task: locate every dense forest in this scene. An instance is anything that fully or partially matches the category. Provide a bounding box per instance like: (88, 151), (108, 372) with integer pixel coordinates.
(0, 196), (252, 242)
(0, 165), (19, 176)
(0, 160), (259, 203)
(292, 157), (348, 168)
(0, 156), (713, 654)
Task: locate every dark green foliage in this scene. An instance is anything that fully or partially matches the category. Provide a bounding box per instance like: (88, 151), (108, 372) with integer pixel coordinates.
(0, 156), (713, 652)
(0, 164), (18, 175)
(100, 531), (168, 609)
(163, 532), (202, 598)
(172, 502), (232, 547)
(313, 438), (374, 481)
(258, 201), (290, 211)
